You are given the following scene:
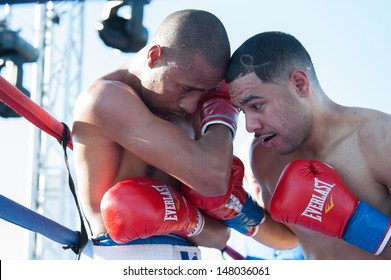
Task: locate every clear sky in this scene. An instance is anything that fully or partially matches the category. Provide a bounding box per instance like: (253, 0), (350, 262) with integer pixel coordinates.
(1, 0), (391, 259)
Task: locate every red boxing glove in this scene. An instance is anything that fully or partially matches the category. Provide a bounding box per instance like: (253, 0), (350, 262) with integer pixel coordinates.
(180, 156), (264, 236)
(101, 178), (205, 244)
(270, 160), (391, 255)
(199, 81), (239, 138)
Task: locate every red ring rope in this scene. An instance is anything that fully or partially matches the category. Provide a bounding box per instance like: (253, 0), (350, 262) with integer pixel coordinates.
(0, 75), (73, 150)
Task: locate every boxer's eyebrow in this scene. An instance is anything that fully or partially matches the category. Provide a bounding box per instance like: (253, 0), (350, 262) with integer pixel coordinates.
(194, 87), (210, 94)
(204, 86), (219, 94)
(193, 86), (219, 94)
(181, 85), (218, 94)
(240, 95), (263, 106)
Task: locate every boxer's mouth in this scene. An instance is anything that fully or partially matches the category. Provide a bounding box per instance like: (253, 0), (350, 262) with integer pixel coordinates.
(255, 133), (276, 144)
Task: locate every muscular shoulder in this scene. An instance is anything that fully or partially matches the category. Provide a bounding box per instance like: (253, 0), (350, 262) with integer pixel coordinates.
(356, 109), (391, 146)
(356, 110), (391, 192)
(79, 78), (139, 106)
(74, 79), (144, 124)
(72, 78), (153, 152)
(348, 110), (391, 213)
(350, 109), (391, 160)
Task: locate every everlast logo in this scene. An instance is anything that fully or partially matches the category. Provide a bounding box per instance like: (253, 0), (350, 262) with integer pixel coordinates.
(301, 178), (335, 222)
(152, 185), (178, 221)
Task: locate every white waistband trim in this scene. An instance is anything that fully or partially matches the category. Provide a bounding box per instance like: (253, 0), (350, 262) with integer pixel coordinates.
(81, 240), (201, 260)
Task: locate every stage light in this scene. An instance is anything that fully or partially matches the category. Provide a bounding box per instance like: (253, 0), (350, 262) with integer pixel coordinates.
(96, 0), (151, 53)
(0, 20), (39, 118)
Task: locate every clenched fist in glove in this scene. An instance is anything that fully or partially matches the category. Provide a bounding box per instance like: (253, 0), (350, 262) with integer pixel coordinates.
(181, 156), (265, 236)
(270, 160), (391, 255)
(198, 81), (239, 137)
(101, 178), (205, 244)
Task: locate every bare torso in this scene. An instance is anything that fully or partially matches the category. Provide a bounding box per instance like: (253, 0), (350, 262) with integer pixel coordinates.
(74, 112), (194, 234)
(72, 70), (198, 234)
(251, 107), (391, 259)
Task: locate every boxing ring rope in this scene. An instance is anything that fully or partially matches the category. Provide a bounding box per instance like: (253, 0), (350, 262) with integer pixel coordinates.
(0, 76), (73, 150)
(0, 194), (80, 248)
(221, 245), (245, 260)
(0, 75), (88, 258)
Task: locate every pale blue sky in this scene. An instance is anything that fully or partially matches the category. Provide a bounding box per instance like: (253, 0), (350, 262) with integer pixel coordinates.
(1, 0), (390, 259)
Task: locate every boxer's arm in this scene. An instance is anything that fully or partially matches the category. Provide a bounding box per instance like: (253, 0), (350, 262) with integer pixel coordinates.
(252, 211), (299, 250)
(73, 80), (235, 197)
(189, 216), (230, 250)
(360, 117), (391, 257)
(181, 156), (265, 236)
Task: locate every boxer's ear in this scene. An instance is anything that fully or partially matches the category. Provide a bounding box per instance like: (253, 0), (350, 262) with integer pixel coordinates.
(290, 70), (309, 97)
(147, 45), (163, 67)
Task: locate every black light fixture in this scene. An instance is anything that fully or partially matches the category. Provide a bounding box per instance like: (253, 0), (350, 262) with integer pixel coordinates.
(0, 19), (39, 118)
(96, 0), (151, 53)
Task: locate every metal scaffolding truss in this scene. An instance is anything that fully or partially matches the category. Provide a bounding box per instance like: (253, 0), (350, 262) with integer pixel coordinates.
(27, 1), (84, 260)
(3, 0), (151, 260)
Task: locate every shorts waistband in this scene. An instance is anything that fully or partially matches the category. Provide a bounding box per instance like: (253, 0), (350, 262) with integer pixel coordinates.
(92, 233), (195, 247)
